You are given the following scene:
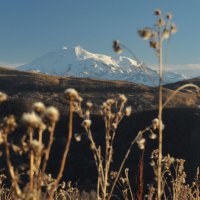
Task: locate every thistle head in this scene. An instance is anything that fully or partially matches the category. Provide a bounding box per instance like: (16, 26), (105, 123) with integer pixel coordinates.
(154, 9), (161, 16)
(21, 112), (42, 129)
(64, 88), (82, 102)
(44, 106), (59, 124)
(138, 28), (152, 40)
(2, 115), (17, 132)
(113, 40), (123, 54)
(32, 102), (46, 115)
(0, 92), (7, 103)
(166, 13), (173, 20)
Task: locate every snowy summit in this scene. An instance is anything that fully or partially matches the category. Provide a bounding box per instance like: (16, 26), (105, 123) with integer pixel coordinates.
(18, 46), (187, 86)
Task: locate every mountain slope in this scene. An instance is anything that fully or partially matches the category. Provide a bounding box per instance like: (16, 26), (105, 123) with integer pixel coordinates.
(18, 46), (186, 86)
(0, 66), (198, 114)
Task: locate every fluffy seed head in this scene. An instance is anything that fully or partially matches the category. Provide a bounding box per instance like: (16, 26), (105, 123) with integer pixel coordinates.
(166, 13), (173, 20)
(162, 29), (170, 39)
(138, 143), (145, 150)
(170, 23), (177, 34)
(137, 137), (146, 145)
(119, 94), (127, 103)
(82, 119), (91, 129)
(149, 41), (159, 49)
(113, 40), (123, 54)
(74, 133), (82, 142)
(21, 112), (42, 128)
(30, 139), (44, 155)
(156, 18), (165, 27)
(3, 115), (17, 132)
(0, 92), (7, 103)
(125, 106), (132, 116)
(152, 118), (165, 130)
(152, 118), (159, 130)
(138, 28), (152, 40)
(149, 130), (157, 140)
(86, 101), (93, 108)
(64, 88), (80, 101)
(32, 102), (46, 115)
(154, 9), (161, 16)
(136, 136), (146, 149)
(44, 106), (59, 123)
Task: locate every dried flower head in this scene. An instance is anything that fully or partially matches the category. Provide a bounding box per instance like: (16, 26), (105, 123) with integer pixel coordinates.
(64, 88), (81, 101)
(152, 118), (159, 130)
(82, 119), (91, 129)
(138, 143), (145, 150)
(170, 23), (177, 34)
(125, 106), (132, 116)
(149, 130), (157, 140)
(113, 40), (122, 54)
(136, 137), (146, 150)
(86, 101), (93, 108)
(0, 92), (7, 103)
(74, 133), (82, 142)
(40, 122), (47, 131)
(138, 28), (152, 40)
(30, 139), (44, 155)
(32, 102), (46, 115)
(149, 40), (159, 49)
(119, 94), (127, 103)
(3, 115), (17, 132)
(154, 9), (161, 16)
(162, 29), (170, 39)
(156, 18), (165, 27)
(112, 122), (118, 130)
(21, 112), (42, 128)
(166, 13), (173, 20)
(44, 106), (59, 123)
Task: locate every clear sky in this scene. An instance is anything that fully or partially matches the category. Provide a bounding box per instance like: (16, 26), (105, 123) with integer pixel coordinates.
(0, 0), (200, 76)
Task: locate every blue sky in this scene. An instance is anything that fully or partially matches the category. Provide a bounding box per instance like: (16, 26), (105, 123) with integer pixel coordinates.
(0, 0), (200, 76)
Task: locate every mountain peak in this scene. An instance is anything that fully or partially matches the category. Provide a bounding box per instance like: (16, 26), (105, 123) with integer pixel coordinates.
(17, 45), (187, 86)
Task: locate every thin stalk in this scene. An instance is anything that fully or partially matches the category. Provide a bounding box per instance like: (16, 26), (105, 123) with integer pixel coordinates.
(4, 132), (21, 196)
(157, 33), (163, 200)
(37, 129), (43, 169)
(108, 128), (149, 200)
(29, 128), (34, 190)
(163, 83), (200, 109)
(138, 150), (144, 200)
(48, 101), (73, 200)
(38, 123), (55, 188)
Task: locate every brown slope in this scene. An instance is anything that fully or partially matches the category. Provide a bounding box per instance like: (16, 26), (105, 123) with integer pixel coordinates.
(0, 66), (198, 115)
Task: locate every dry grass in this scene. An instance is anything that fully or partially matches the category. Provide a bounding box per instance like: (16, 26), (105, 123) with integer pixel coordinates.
(0, 8), (199, 200)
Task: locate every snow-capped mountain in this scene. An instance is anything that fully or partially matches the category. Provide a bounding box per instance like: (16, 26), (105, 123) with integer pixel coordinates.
(18, 46), (187, 86)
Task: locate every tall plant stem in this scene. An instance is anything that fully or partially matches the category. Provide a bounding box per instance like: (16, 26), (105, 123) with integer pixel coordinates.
(108, 128), (149, 200)
(48, 101), (73, 200)
(157, 35), (163, 200)
(38, 123), (55, 189)
(4, 132), (21, 196)
(29, 129), (34, 190)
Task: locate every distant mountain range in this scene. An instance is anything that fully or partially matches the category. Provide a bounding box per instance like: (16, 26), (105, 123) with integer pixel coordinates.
(18, 46), (188, 86)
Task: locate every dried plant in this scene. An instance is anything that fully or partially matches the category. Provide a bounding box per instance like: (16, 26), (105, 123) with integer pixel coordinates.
(146, 150), (200, 200)
(137, 9), (177, 199)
